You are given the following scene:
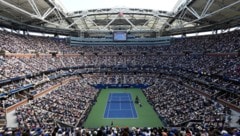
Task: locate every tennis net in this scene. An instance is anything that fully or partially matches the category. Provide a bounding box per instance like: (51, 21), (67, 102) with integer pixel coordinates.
(107, 100), (133, 103)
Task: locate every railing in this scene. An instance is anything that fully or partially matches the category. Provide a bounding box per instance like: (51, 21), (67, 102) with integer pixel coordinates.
(0, 52), (239, 115)
(4, 77), (80, 113)
(5, 99), (28, 113)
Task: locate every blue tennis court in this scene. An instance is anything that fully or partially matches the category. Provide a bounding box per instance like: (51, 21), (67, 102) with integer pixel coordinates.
(104, 93), (137, 118)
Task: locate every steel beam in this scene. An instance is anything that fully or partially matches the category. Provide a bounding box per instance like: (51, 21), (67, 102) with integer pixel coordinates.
(45, 0), (79, 29)
(183, 0), (240, 26)
(67, 8), (173, 19)
(151, 18), (159, 29)
(82, 17), (89, 30)
(66, 15), (86, 28)
(201, 0), (214, 17)
(155, 15), (171, 32)
(103, 15), (118, 29)
(85, 17), (101, 30)
(28, 0), (41, 16)
(143, 16), (154, 27)
(186, 6), (200, 19)
(42, 7), (56, 19)
(122, 14), (136, 29)
(55, 8), (63, 21)
(0, 0), (61, 27)
(205, 1), (240, 17)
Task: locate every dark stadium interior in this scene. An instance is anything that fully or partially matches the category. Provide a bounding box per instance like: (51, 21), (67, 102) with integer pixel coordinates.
(0, 0), (240, 135)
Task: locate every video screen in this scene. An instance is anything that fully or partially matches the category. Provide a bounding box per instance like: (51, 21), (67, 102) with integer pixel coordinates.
(113, 32), (127, 41)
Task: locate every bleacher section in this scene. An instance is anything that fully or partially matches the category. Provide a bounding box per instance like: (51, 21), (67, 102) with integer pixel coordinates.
(0, 30), (239, 135)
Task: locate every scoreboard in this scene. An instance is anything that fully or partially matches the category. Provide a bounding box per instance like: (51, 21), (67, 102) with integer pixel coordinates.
(113, 32), (127, 41)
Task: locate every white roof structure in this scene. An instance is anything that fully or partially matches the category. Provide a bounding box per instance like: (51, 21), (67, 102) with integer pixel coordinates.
(0, 0), (239, 36)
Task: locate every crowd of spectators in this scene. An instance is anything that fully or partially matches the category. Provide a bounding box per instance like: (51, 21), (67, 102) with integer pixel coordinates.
(0, 29), (239, 54)
(16, 105), (56, 135)
(0, 29), (239, 135)
(143, 78), (226, 127)
(0, 74), (66, 109)
(0, 55), (239, 82)
(0, 31), (66, 53)
(0, 96), (23, 108)
(4, 73), (236, 135)
(82, 73), (157, 85)
(0, 125), (240, 136)
(15, 78), (97, 134)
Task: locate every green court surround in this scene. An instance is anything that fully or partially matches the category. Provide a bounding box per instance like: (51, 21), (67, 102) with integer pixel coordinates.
(83, 88), (163, 128)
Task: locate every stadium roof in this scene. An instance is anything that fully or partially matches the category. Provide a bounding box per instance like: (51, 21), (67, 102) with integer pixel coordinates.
(0, 0), (239, 36)
(59, 0), (179, 12)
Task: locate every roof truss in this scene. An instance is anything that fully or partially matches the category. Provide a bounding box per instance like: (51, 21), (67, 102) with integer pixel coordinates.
(0, 0), (239, 35)
(64, 8), (173, 32)
(162, 0), (240, 34)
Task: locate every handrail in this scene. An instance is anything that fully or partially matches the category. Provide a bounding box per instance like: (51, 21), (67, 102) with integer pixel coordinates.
(5, 77), (80, 113)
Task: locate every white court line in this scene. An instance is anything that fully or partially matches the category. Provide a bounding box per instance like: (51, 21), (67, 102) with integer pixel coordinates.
(107, 93), (112, 118)
(103, 93), (110, 118)
(127, 94), (135, 118)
